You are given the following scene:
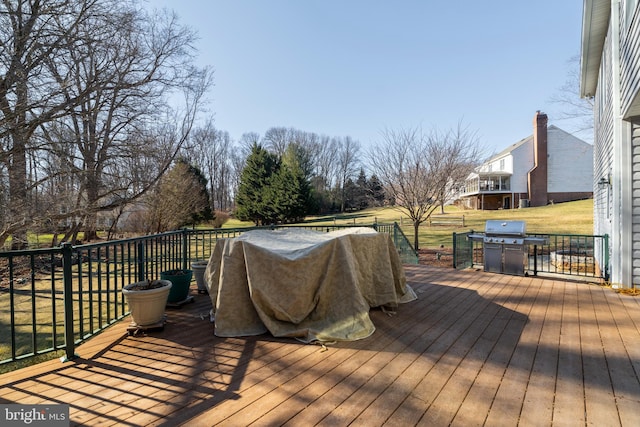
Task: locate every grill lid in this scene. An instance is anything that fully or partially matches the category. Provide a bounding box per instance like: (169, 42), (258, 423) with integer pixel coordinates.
(484, 220), (526, 236)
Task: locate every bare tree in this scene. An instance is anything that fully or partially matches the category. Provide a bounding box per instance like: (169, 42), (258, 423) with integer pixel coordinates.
(5, 1), (211, 244)
(0, 0), (102, 248)
(435, 121), (483, 213)
(262, 127), (290, 157)
(311, 135), (339, 208)
(335, 136), (361, 212)
(549, 55), (594, 142)
(367, 125), (483, 250)
(314, 136), (337, 183)
(63, 5), (209, 240)
(239, 132), (261, 154)
(186, 120), (234, 211)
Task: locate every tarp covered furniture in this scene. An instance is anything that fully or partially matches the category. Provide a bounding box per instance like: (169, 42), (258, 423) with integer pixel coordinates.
(204, 227), (416, 343)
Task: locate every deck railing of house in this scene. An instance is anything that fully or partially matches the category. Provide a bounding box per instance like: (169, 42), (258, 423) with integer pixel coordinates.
(0, 223), (416, 370)
(453, 231), (609, 281)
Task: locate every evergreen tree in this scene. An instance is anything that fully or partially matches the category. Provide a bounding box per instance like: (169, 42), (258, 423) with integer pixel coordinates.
(342, 178), (358, 211)
(308, 176), (330, 214)
(235, 142), (314, 224)
(355, 168), (369, 209)
(279, 144), (313, 221)
(235, 143), (279, 225)
(268, 165), (302, 223)
(368, 174), (386, 207)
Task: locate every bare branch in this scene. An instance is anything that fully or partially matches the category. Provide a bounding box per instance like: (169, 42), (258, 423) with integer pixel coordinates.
(367, 123), (483, 250)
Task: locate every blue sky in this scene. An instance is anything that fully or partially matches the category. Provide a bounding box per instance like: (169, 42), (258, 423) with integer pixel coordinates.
(147, 0), (586, 155)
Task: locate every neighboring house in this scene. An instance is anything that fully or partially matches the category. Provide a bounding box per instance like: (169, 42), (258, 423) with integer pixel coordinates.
(580, 0), (639, 288)
(457, 112), (593, 210)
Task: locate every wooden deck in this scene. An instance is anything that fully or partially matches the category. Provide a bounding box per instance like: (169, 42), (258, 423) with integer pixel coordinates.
(1, 265), (640, 426)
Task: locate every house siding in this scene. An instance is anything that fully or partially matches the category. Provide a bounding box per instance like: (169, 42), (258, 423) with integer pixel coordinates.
(583, 0), (640, 287)
(547, 127), (594, 193)
(632, 123), (640, 284)
(621, 1), (640, 118)
(593, 21), (615, 280)
(477, 155), (514, 174)
(511, 141), (533, 194)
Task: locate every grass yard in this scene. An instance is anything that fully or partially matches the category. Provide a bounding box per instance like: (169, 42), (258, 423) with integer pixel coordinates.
(224, 199), (594, 249)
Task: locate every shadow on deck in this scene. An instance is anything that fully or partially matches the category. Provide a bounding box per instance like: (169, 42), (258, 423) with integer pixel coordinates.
(1, 265), (639, 426)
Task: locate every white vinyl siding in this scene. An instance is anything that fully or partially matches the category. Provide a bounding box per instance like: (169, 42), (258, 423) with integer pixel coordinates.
(547, 127), (594, 193)
(621, 0), (640, 118)
(631, 124), (640, 284)
(594, 23), (615, 239)
(510, 141), (533, 193)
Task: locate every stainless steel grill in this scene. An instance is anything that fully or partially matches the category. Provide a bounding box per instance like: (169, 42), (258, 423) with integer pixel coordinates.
(469, 220), (548, 276)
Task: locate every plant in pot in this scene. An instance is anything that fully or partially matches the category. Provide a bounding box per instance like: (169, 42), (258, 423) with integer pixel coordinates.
(122, 279), (172, 328)
(191, 260), (209, 294)
(160, 268), (193, 303)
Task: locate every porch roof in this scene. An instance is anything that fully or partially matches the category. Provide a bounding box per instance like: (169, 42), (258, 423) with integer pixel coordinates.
(580, 0), (610, 98)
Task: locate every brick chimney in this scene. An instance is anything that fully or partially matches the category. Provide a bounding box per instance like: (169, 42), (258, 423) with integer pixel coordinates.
(527, 111), (548, 207)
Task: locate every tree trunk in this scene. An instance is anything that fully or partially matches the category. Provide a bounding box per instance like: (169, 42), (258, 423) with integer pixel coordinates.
(84, 217), (99, 241)
(9, 131), (29, 250)
(413, 221), (420, 251)
(6, 61), (30, 250)
(83, 172), (100, 241)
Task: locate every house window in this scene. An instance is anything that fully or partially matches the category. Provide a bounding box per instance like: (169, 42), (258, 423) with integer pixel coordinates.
(499, 159), (505, 170)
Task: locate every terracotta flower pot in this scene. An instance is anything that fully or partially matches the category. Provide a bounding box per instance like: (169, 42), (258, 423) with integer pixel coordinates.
(122, 280), (172, 326)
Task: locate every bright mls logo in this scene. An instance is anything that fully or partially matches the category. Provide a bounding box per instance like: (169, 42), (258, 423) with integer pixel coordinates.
(1, 405), (69, 426)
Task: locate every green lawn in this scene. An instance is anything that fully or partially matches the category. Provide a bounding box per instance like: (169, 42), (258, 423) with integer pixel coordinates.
(224, 199), (594, 249)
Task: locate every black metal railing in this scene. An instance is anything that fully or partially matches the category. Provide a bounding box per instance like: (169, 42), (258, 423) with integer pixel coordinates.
(0, 223), (416, 369)
(453, 231), (609, 281)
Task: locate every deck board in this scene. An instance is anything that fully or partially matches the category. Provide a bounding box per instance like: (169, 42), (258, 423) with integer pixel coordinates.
(548, 281), (585, 426)
(1, 265), (640, 426)
(579, 285), (621, 427)
(597, 288), (640, 426)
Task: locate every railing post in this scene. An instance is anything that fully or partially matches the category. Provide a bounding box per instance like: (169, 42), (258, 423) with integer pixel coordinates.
(182, 229), (189, 271)
(452, 232), (457, 268)
(603, 234), (610, 282)
(61, 242), (77, 362)
(393, 222), (398, 246)
(137, 241), (145, 282)
(532, 245), (538, 276)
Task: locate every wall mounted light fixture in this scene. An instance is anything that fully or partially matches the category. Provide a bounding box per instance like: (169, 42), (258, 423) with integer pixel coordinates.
(597, 174), (611, 188)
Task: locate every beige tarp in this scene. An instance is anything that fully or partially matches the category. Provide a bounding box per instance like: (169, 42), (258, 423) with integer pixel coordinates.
(204, 227), (416, 343)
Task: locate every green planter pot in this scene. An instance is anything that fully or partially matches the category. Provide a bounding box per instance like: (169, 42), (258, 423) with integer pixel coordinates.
(161, 269), (193, 303)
